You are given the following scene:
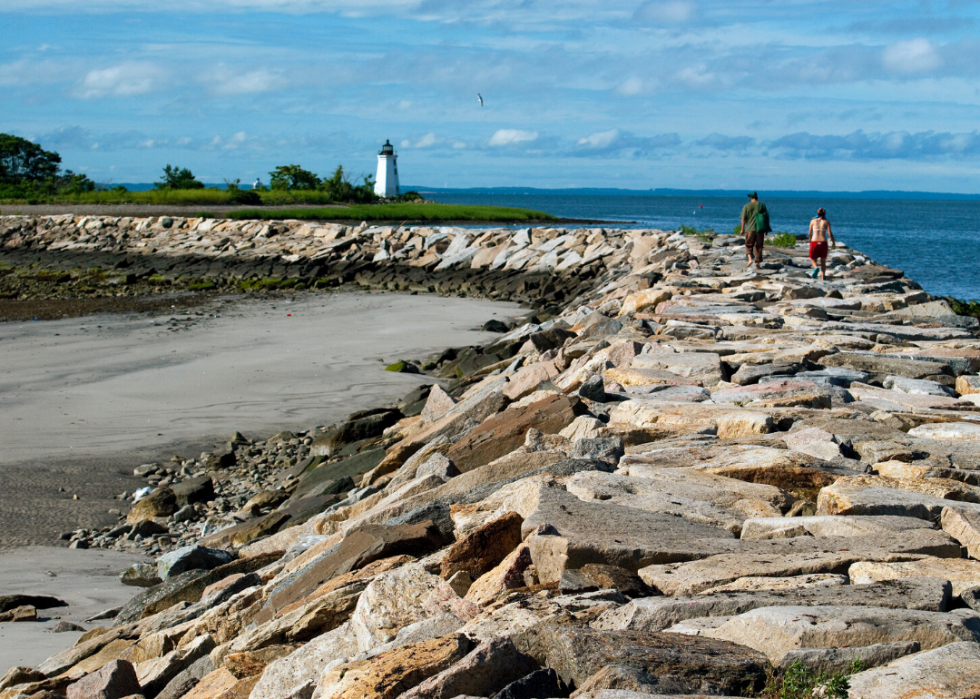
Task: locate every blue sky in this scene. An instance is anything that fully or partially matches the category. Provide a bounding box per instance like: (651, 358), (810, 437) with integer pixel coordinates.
(3, 0), (980, 192)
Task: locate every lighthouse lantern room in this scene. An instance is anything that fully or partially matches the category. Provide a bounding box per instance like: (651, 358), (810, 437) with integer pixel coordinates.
(374, 140), (399, 198)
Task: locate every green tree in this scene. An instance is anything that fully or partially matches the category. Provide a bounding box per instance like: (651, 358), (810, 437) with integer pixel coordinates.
(269, 164), (320, 190)
(57, 171), (96, 194)
(154, 164), (204, 190)
(0, 133), (62, 184)
(319, 165), (377, 203)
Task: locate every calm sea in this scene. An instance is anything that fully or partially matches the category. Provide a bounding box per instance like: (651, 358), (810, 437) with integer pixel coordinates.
(427, 193), (978, 302)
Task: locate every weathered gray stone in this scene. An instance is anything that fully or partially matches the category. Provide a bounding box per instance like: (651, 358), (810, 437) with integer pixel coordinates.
(776, 641), (920, 674)
(513, 622), (767, 696)
(846, 641), (980, 699)
(703, 605), (980, 663)
(157, 545), (235, 580)
(637, 528), (959, 595)
(594, 577), (952, 634)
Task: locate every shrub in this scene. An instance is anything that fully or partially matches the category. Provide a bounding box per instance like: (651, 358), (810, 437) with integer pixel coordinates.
(770, 231), (797, 248)
(155, 165), (204, 190)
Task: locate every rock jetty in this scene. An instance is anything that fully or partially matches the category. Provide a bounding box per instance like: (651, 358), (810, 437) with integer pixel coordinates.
(4, 214), (980, 698)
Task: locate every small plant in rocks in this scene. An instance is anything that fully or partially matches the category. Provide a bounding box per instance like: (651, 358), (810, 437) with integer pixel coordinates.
(770, 231), (798, 248)
(760, 660), (860, 699)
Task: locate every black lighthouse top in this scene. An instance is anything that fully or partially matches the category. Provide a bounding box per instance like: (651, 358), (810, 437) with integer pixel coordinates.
(379, 140), (394, 156)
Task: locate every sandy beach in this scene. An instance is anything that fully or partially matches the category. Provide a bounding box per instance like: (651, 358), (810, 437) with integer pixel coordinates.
(0, 288), (521, 668)
(0, 289), (522, 547)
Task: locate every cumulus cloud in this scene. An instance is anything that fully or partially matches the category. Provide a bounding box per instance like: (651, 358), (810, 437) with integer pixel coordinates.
(74, 63), (168, 98)
(401, 133), (439, 149)
(769, 129), (980, 160)
(882, 38), (943, 74)
(488, 129), (538, 147)
(633, 0), (696, 24)
(572, 128), (680, 157)
(204, 67), (281, 95)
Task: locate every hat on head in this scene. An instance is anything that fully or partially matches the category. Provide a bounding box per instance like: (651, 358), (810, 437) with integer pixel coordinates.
(747, 192), (758, 199)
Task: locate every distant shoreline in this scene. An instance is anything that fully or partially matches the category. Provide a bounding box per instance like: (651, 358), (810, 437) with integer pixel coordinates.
(90, 184), (980, 201)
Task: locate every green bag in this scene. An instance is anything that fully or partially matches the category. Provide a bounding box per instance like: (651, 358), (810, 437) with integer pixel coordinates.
(754, 204), (771, 234)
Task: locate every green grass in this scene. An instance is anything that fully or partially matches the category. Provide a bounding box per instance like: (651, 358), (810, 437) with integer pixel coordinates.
(770, 231), (798, 248)
(679, 223), (715, 245)
(225, 202), (557, 223)
(760, 660), (859, 699)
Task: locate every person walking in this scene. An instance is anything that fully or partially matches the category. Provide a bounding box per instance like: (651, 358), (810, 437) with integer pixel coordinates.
(807, 207), (836, 280)
(740, 192), (770, 268)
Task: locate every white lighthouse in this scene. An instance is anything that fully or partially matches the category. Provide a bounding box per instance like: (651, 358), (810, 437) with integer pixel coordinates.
(374, 140), (399, 198)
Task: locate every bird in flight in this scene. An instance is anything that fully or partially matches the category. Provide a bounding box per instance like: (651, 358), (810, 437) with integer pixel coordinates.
(477, 93), (484, 107)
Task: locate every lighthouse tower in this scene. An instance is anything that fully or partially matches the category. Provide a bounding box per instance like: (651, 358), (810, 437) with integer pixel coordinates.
(374, 140), (399, 198)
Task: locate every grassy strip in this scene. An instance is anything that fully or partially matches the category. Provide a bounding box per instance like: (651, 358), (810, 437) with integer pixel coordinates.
(225, 203), (557, 222)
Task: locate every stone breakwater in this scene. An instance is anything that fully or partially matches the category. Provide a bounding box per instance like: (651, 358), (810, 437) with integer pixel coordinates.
(5, 216), (980, 698)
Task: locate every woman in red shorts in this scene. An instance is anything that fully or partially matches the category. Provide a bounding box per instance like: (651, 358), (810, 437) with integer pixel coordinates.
(807, 208), (836, 280)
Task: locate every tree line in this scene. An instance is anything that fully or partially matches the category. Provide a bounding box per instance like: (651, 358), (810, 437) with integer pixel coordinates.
(0, 133), (416, 203)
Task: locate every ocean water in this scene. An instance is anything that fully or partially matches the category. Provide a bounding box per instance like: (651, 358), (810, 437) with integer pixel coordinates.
(427, 193), (978, 302)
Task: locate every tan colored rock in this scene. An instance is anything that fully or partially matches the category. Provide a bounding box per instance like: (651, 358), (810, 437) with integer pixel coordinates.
(847, 641), (980, 699)
(558, 415), (604, 441)
(66, 659), (140, 699)
(781, 427), (841, 461)
(618, 289), (672, 316)
(422, 384), (456, 423)
(740, 515), (933, 541)
(817, 475), (980, 519)
(942, 506), (980, 559)
(609, 401), (772, 438)
(909, 421), (980, 441)
(182, 668), (239, 699)
(850, 558), (980, 596)
(312, 634), (471, 699)
(440, 512), (523, 581)
(247, 622), (358, 699)
(704, 605), (980, 664)
(638, 527), (958, 595)
(446, 395), (585, 473)
(449, 475), (554, 539)
(398, 637), (538, 699)
(64, 639), (135, 679)
(566, 469), (788, 535)
(503, 361), (560, 401)
(465, 544), (534, 606)
(699, 574), (848, 594)
(350, 563), (479, 652)
(956, 375), (980, 396)
(127, 487), (177, 523)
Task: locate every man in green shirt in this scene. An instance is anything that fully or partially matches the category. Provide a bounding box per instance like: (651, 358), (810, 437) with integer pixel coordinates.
(740, 192), (769, 268)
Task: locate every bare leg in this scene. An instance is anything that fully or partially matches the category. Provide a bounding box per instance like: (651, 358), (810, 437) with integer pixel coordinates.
(820, 256), (827, 280)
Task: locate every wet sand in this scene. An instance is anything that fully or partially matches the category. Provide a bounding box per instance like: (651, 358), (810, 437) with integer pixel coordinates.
(0, 547), (150, 671)
(0, 289), (522, 547)
(0, 289), (522, 468)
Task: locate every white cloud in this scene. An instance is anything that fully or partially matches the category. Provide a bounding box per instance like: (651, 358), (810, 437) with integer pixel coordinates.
(206, 68), (280, 95)
(882, 38), (943, 74)
(634, 0), (696, 24)
(578, 129), (620, 149)
(616, 76), (645, 96)
(75, 63), (167, 98)
(488, 129), (538, 146)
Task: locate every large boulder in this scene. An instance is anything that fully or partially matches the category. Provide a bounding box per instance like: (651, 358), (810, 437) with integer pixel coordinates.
(440, 512), (524, 581)
(514, 623), (767, 696)
(66, 659), (140, 699)
(350, 563), (479, 652)
(702, 605), (980, 664)
(255, 521), (445, 624)
(846, 641), (980, 699)
(157, 545), (235, 581)
(446, 395), (587, 473)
